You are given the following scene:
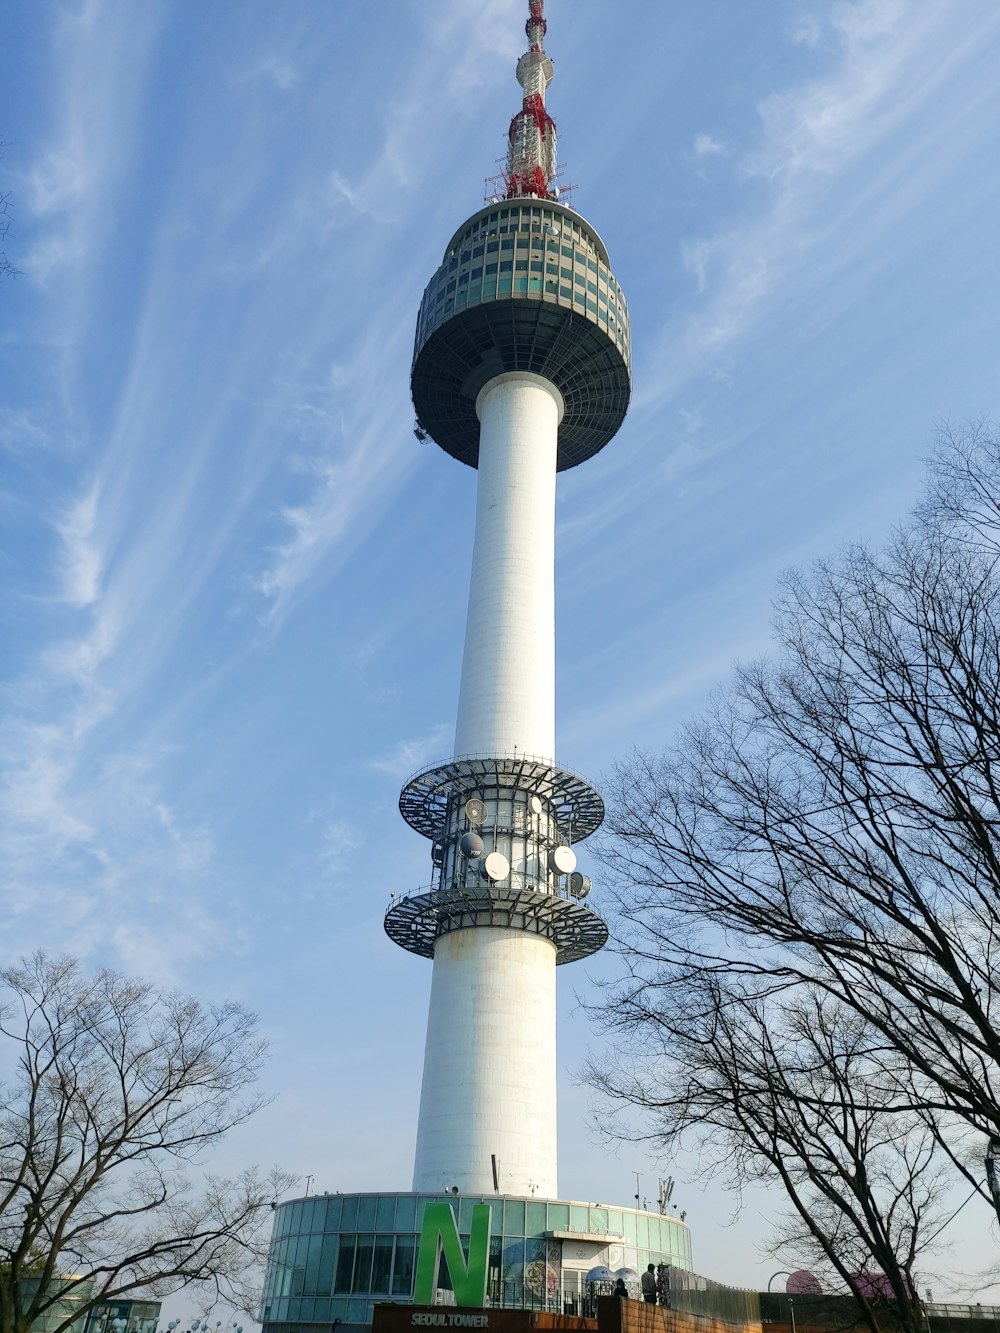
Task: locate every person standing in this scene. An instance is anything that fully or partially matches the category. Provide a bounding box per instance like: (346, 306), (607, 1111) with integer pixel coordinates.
(641, 1265), (657, 1304)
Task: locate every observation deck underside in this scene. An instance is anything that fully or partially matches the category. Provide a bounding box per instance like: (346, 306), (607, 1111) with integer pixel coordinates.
(412, 300), (630, 470)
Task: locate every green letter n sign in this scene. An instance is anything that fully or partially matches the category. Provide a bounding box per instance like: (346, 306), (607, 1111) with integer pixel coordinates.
(413, 1202), (492, 1307)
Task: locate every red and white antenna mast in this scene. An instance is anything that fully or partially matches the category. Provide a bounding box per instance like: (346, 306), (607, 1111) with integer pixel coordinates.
(504, 0), (558, 200)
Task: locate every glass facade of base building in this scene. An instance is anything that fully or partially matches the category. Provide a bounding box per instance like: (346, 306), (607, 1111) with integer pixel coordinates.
(261, 1192), (693, 1331)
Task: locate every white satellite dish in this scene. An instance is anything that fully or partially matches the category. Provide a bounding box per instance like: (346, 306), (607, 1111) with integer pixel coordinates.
(482, 851), (510, 882)
(465, 798), (487, 824)
(549, 845), (577, 874)
(529, 795), (543, 815)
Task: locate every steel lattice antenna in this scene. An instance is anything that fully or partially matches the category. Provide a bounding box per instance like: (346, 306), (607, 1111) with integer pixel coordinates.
(505, 0), (558, 200)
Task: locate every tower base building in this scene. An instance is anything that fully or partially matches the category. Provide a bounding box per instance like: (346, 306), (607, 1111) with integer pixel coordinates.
(262, 1192), (693, 1330)
(262, 4), (692, 1328)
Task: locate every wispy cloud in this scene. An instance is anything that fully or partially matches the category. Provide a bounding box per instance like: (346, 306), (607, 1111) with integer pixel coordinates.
(0, 704), (221, 978)
(429, 0), (522, 101)
(55, 483), (103, 607)
(638, 0), (989, 411)
(693, 133), (724, 157)
(238, 53), (300, 92)
(317, 817), (362, 876)
(0, 408), (52, 456)
(22, 2), (164, 293)
(252, 346), (416, 631)
(370, 724), (451, 780)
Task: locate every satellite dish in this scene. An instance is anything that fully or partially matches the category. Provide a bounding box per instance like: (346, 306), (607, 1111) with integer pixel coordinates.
(569, 872), (592, 898)
(787, 1271), (822, 1296)
(465, 798), (487, 824)
(549, 845), (577, 874)
(529, 795), (543, 815)
(482, 851), (510, 882)
(460, 832), (484, 858)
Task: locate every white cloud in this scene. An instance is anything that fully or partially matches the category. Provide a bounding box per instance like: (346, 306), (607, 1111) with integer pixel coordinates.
(240, 54), (300, 91)
(370, 724), (451, 780)
(55, 483), (103, 607)
(318, 818), (362, 872)
(0, 408), (52, 456)
(252, 318), (417, 630)
(638, 0), (983, 410)
(789, 14), (826, 48)
(22, 4), (163, 290)
(0, 701), (222, 977)
(430, 0), (522, 101)
(693, 133), (724, 157)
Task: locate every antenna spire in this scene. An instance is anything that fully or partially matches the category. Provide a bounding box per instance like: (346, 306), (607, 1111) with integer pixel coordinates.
(504, 0), (558, 200)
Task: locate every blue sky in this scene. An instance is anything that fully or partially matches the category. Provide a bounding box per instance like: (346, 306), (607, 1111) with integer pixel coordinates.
(3, 0), (1000, 1299)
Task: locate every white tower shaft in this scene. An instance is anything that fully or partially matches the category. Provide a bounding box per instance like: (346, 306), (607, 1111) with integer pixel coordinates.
(454, 372), (564, 762)
(411, 928), (558, 1197)
(413, 371), (564, 1197)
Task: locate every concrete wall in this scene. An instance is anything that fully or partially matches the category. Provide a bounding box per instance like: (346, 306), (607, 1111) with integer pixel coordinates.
(599, 1298), (759, 1333)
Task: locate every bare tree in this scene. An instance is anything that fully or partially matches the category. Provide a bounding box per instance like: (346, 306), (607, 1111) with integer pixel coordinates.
(0, 193), (13, 284)
(588, 973), (951, 1333)
(598, 424), (1000, 1157)
(590, 425), (1000, 1309)
(1, 140), (16, 284)
(0, 953), (293, 1333)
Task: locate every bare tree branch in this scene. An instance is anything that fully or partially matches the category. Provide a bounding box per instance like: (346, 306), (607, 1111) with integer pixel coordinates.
(0, 954), (295, 1333)
(591, 423), (1000, 1316)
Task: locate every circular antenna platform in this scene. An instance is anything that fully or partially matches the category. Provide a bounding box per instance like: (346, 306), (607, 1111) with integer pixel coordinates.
(400, 754), (604, 843)
(384, 882), (608, 965)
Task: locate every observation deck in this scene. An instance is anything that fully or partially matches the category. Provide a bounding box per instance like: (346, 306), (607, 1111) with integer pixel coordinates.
(411, 198), (631, 471)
